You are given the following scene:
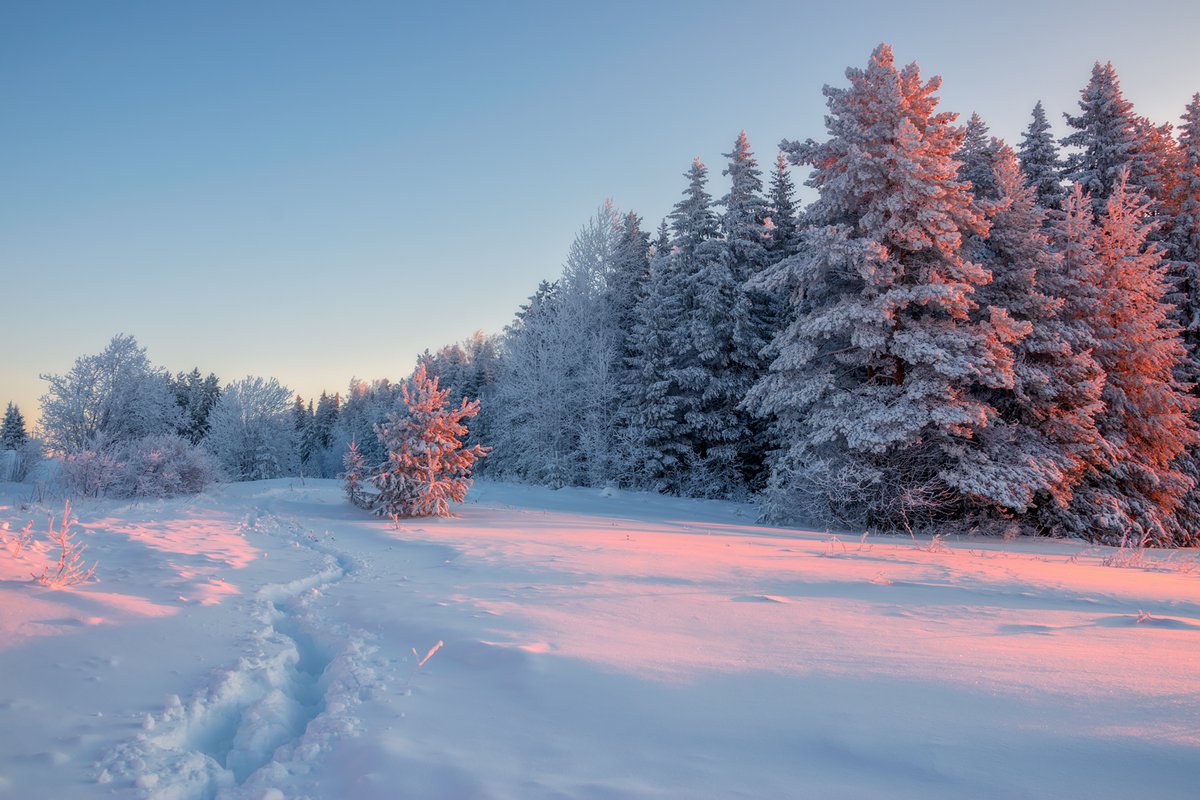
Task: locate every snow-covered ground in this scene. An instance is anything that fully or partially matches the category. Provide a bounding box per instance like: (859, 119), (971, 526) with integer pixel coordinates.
(1, 479), (1197, 799)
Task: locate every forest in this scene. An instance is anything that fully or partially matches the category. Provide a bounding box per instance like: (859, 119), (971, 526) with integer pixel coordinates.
(5, 44), (1200, 547)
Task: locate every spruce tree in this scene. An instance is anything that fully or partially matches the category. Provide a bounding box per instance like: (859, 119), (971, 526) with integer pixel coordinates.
(957, 112), (999, 201)
(342, 439), (368, 508)
(1017, 101), (1066, 210)
(293, 395), (315, 467)
(766, 152), (801, 259)
(624, 218), (690, 492)
(719, 131), (775, 489)
(313, 392), (340, 450)
(1165, 96), (1200, 536)
(748, 43), (1022, 529)
(949, 146), (1106, 522)
(1061, 62), (1139, 212)
(668, 157), (749, 497)
(608, 211), (652, 485)
(608, 211), (651, 346)
(172, 368), (221, 444)
(1053, 176), (1198, 545)
(1, 403), (28, 450)
(720, 131), (770, 285)
(1170, 95), (1200, 377)
(1130, 116), (1184, 221)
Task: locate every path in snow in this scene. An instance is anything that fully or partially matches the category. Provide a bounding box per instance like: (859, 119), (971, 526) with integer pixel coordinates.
(100, 497), (383, 800)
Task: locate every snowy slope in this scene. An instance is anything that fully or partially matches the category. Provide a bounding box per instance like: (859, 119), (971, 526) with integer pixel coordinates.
(1, 479), (1197, 799)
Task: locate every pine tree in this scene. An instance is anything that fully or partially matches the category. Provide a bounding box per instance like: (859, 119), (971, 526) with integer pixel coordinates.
(1, 403), (28, 450)
(370, 364), (490, 518)
(1061, 62), (1139, 212)
(1017, 101), (1066, 210)
(1053, 176), (1198, 545)
(748, 43), (1021, 529)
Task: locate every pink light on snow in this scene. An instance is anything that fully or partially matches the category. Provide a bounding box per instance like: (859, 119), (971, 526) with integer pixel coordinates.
(391, 500), (1200, 720)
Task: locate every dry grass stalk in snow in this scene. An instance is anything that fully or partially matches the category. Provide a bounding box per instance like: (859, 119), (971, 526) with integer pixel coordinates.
(2, 519), (35, 556)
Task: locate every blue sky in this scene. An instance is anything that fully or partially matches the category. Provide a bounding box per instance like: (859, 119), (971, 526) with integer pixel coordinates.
(2, 0), (1198, 423)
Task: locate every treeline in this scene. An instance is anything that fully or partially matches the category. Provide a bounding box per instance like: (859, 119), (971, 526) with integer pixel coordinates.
(421, 45), (1200, 546)
(11, 334), (443, 498)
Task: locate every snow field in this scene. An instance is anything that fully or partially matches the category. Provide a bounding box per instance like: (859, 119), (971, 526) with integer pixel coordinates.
(1, 479), (1198, 798)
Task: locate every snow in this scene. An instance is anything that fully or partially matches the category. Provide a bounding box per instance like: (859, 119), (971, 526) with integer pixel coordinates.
(1, 479), (1198, 798)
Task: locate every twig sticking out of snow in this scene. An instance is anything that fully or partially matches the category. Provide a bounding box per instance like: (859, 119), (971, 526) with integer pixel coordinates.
(416, 640), (444, 668)
(31, 500), (97, 588)
(405, 640), (444, 691)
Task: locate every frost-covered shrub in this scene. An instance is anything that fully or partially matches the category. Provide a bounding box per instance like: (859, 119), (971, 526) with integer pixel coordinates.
(59, 435), (214, 498)
(108, 434), (216, 498)
(60, 449), (122, 498)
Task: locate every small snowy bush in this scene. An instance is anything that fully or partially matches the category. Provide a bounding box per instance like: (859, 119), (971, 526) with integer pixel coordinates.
(109, 435), (216, 498)
(60, 435), (214, 499)
(60, 449), (121, 498)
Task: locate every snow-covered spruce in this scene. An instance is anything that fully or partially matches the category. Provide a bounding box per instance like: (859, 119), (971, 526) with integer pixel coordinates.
(749, 43), (1022, 530)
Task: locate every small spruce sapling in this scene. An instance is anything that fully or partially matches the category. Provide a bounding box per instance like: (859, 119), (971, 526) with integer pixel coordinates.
(342, 439), (368, 508)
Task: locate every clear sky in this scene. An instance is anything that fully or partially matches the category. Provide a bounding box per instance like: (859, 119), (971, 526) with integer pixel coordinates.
(3, 0), (1198, 425)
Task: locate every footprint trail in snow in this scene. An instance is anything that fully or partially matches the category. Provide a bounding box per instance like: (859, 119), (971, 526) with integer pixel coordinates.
(100, 508), (383, 800)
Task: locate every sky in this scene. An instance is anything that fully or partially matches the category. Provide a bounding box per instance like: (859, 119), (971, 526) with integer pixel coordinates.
(2, 0), (1199, 426)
